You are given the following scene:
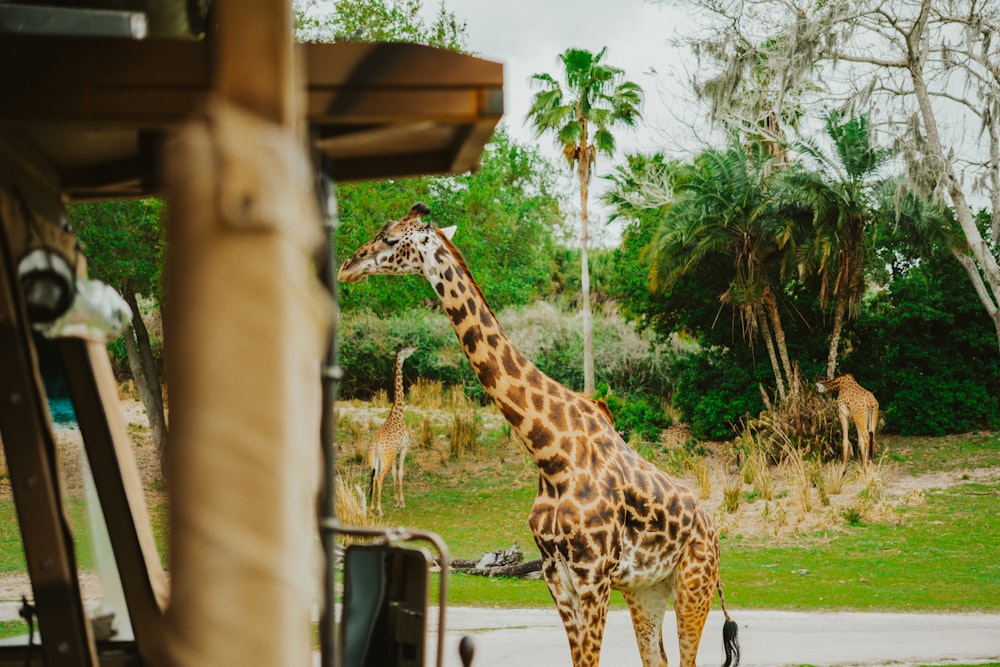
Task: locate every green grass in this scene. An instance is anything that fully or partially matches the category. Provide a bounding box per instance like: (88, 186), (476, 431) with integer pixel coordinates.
(0, 497), (97, 573)
(721, 483), (1000, 611)
(408, 477), (1000, 611)
(378, 434), (1000, 611)
(0, 426), (996, 644)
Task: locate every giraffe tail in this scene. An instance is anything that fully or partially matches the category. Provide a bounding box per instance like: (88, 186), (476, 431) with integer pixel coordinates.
(718, 580), (740, 667)
(367, 467), (376, 510)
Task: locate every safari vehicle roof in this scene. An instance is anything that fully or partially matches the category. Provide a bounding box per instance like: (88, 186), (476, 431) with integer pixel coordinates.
(0, 1), (504, 199)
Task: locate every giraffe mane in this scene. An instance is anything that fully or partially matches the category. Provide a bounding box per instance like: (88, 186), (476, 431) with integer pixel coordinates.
(433, 226), (502, 327)
(435, 226), (618, 429)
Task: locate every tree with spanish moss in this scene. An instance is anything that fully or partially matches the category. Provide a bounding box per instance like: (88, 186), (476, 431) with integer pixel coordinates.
(658, 0), (1000, 353)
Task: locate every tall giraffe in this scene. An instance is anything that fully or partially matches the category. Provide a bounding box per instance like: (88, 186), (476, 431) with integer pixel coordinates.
(816, 373), (879, 475)
(367, 345), (417, 517)
(339, 204), (739, 667)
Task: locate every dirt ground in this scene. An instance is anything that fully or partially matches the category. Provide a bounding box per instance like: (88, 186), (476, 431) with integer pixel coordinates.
(1, 399), (997, 603)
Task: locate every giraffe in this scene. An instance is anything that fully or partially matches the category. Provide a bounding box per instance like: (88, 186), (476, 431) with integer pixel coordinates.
(816, 373), (879, 474)
(367, 345), (417, 517)
(339, 204), (739, 667)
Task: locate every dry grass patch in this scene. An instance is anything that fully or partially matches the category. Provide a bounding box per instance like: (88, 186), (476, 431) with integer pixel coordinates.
(408, 377), (445, 409)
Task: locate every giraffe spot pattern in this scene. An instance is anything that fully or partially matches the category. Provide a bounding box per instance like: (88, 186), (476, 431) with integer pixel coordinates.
(501, 345), (522, 379)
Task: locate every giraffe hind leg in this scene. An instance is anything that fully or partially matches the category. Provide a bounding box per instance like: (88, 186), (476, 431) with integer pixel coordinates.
(674, 540), (719, 667)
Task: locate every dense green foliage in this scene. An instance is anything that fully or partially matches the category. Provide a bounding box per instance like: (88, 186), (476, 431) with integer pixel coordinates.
(68, 198), (166, 373)
(294, 0), (468, 49)
(601, 127), (1000, 440)
(851, 254), (1000, 435)
(69, 199), (165, 299)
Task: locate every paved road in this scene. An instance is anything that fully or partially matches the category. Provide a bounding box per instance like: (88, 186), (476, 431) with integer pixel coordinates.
(433, 607), (1000, 667)
(3, 601), (998, 666)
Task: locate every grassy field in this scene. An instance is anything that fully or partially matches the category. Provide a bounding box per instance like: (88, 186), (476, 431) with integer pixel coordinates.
(361, 420), (1000, 613)
(0, 404), (996, 647)
(390, 474), (1000, 612)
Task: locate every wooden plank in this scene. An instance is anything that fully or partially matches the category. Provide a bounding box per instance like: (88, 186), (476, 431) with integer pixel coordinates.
(0, 190), (97, 667)
(57, 338), (168, 666)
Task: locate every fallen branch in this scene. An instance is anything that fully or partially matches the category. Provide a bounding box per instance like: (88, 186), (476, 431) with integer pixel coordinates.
(449, 544), (543, 579)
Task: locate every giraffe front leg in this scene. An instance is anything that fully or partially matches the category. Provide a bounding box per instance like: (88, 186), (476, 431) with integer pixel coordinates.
(838, 405), (852, 476)
(541, 554), (611, 667)
(623, 580), (673, 667)
(373, 468), (387, 517)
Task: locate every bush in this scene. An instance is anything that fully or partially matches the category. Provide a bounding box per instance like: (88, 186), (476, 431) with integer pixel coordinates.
(339, 303), (684, 404)
(672, 346), (766, 441)
(594, 383), (671, 442)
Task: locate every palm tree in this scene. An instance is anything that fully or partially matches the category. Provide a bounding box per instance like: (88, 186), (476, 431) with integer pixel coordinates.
(648, 141), (797, 398)
(527, 47), (643, 394)
(783, 111), (889, 378)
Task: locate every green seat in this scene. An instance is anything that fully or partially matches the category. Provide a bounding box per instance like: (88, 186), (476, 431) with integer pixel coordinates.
(341, 543), (430, 667)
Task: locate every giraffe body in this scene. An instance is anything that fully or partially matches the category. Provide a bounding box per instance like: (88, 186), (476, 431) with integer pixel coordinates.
(816, 373), (879, 474)
(367, 345), (416, 517)
(339, 204), (739, 667)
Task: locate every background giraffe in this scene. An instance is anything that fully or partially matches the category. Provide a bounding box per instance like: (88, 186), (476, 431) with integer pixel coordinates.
(816, 373), (879, 474)
(367, 345), (417, 517)
(339, 204), (739, 667)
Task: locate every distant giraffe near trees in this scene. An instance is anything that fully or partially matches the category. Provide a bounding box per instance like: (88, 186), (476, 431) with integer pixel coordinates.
(367, 345), (417, 517)
(339, 204), (739, 667)
(816, 373), (879, 474)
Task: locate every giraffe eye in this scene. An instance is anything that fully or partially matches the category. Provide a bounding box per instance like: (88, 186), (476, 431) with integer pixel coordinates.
(384, 237), (399, 247)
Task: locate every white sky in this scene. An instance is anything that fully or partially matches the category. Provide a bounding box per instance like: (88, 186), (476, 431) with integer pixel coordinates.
(428, 0), (708, 245)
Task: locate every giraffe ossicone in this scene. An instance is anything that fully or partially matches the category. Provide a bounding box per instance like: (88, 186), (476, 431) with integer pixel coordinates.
(339, 204), (740, 667)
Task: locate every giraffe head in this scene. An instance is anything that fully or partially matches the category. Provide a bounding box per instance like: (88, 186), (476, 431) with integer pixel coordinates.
(396, 345), (417, 362)
(338, 203), (456, 283)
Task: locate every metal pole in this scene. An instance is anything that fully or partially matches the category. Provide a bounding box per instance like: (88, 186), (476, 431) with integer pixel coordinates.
(316, 166), (341, 667)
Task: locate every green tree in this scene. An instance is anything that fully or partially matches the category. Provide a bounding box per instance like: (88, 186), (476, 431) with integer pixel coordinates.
(294, 0), (467, 49)
(666, 0), (1000, 354)
(647, 141), (797, 399)
(527, 47), (643, 394)
(782, 111), (890, 377)
(602, 153), (674, 320)
(852, 250), (1000, 435)
(69, 199), (168, 471)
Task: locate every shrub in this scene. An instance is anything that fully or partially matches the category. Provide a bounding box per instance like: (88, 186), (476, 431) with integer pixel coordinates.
(672, 346), (765, 440)
(339, 303), (683, 404)
(594, 383), (672, 442)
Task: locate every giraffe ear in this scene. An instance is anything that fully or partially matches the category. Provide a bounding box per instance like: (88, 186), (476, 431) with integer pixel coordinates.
(439, 225), (457, 240)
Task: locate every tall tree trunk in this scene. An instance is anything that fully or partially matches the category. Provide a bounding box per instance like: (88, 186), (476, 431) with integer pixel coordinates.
(763, 287), (795, 394)
(755, 302), (786, 401)
(579, 149), (595, 395)
(123, 290), (169, 476)
(908, 30), (1000, 353)
(826, 295), (847, 379)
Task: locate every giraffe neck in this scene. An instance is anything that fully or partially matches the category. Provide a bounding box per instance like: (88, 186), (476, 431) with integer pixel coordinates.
(389, 353), (407, 418)
(424, 236), (590, 458)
